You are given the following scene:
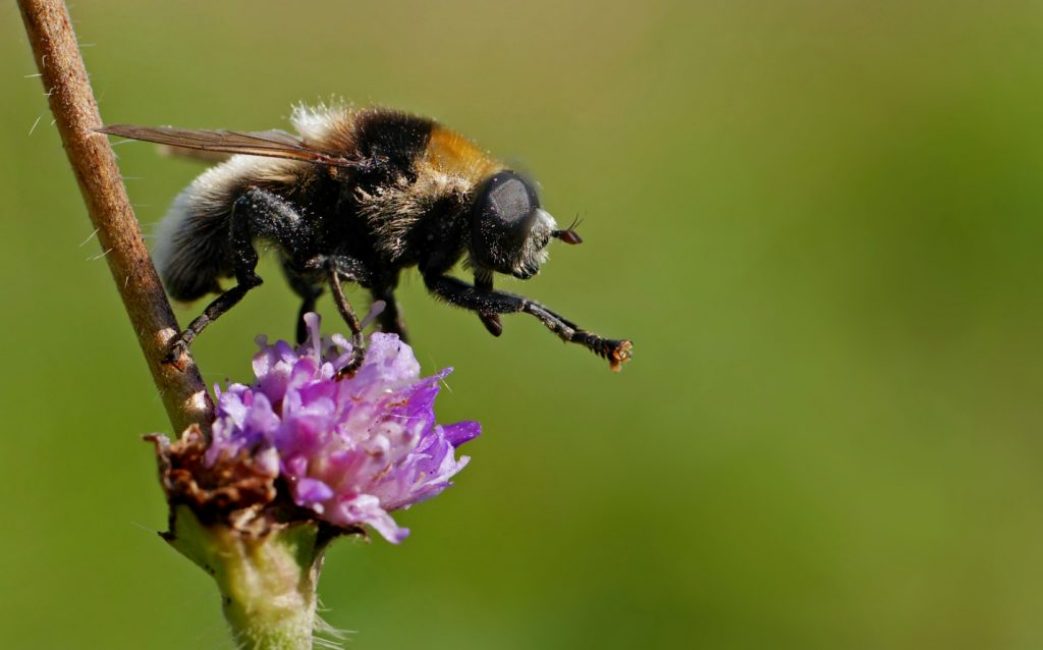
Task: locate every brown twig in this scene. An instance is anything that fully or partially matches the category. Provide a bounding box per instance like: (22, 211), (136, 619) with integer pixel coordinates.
(18, 0), (213, 432)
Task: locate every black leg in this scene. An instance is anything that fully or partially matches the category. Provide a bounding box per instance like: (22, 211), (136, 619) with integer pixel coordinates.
(327, 266), (366, 377)
(324, 255), (373, 286)
(371, 282), (410, 342)
(424, 274), (632, 371)
(377, 293), (409, 340)
(473, 269), (503, 337)
(167, 186), (305, 361)
(170, 276), (262, 360)
(292, 253), (375, 346)
(282, 261), (324, 345)
(295, 291), (320, 344)
(167, 190), (275, 361)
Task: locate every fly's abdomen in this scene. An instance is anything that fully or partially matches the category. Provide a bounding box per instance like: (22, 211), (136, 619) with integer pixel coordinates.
(152, 155), (303, 301)
(152, 186), (232, 301)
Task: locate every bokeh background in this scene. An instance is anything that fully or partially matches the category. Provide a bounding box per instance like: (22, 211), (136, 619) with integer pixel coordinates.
(3, 1), (1043, 648)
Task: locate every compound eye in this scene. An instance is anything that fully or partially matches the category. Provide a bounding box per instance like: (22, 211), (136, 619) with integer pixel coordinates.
(487, 176), (534, 225)
(472, 171), (541, 271)
(480, 172), (537, 230)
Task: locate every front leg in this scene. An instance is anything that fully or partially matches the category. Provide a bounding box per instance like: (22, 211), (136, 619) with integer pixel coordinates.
(473, 269), (503, 337)
(424, 274), (632, 371)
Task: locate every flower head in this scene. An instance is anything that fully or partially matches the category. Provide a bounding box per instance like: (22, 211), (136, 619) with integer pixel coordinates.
(197, 313), (479, 543)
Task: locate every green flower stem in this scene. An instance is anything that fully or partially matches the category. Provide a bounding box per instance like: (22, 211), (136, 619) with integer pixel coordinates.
(166, 507), (325, 650)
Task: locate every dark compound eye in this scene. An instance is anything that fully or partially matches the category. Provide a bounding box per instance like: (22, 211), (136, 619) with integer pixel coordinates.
(479, 171), (539, 227)
(471, 171), (542, 272)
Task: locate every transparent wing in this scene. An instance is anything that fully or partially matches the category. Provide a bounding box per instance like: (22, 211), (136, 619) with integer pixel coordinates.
(97, 124), (363, 168)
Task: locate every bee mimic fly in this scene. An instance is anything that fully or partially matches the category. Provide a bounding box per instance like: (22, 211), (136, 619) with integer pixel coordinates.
(99, 105), (632, 373)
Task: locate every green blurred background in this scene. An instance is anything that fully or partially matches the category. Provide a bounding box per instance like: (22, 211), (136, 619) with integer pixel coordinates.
(3, 1), (1043, 648)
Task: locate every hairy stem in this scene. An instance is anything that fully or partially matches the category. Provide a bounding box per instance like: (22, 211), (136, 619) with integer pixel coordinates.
(18, 0), (212, 432)
(167, 507), (324, 650)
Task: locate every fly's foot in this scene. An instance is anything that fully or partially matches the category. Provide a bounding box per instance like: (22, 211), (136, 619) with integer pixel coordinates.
(162, 334), (192, 367)
(478, 312), (503, 337)
(335, 346), (366, 380)
(574, 332), (633, 372)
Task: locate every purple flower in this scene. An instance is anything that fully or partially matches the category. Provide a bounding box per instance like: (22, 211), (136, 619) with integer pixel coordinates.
(206, 313), (480, 543)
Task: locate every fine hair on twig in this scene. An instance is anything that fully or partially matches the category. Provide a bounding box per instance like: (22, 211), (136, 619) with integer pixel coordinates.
(17, 0), (213, 432)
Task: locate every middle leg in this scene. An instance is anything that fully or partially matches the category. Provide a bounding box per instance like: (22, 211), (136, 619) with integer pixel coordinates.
(326, 265), (366, 377)
(370, 280), (410, 342)
(282, 261), (324, 345)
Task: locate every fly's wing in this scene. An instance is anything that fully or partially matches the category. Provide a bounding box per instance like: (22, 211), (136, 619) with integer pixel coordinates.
(97, 124), (366, 168)
(155, 143), (233, 164)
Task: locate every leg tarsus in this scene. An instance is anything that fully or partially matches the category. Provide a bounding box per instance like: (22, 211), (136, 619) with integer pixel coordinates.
(165, 274), (263, 363)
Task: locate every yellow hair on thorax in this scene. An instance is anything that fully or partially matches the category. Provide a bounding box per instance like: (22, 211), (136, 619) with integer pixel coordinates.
(420, 125), (503, 184)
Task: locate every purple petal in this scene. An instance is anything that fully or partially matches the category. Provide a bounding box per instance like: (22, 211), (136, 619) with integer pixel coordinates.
(443, 421), (481, 447)
(334, 494), (409, 543)
(295, 477), (335, 504)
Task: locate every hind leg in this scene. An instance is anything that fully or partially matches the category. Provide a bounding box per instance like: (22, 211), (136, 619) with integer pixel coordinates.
(167, 187), (305, 361)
